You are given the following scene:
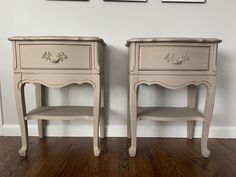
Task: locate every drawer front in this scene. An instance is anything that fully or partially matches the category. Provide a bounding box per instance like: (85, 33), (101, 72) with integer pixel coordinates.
(139, 45), (210, 71)
(19, 44), (91, 70)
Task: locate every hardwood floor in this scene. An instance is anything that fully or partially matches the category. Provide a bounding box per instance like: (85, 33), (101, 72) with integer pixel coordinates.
(0, 137), (236, 177)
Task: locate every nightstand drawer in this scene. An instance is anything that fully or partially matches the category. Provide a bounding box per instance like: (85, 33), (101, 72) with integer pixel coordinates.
(139, 45), (210, 71)
(19, 44), (92, 70)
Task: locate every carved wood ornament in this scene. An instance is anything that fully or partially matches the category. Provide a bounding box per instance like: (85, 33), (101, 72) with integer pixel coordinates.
(42, 51), (68, 63)
(164, 53), (190, 64)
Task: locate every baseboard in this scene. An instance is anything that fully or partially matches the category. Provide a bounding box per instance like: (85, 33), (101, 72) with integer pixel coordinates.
(2, 124), (236, 138)
(2, 124), (94, 137)
(0, 127), (3, 136)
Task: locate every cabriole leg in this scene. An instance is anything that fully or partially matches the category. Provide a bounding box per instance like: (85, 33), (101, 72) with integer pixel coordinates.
(99, 82), (104, 138)
(201, 82), (216, 157)
(128, 76), (138, 157)
(93, 76), (101, 156)
(14, 74), (28, 156)
(127, 83), (131, 139)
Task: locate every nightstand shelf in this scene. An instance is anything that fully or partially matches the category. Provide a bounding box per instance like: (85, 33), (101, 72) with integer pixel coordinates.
(138, 107), (204, 122)
(26, 106), (103, 121)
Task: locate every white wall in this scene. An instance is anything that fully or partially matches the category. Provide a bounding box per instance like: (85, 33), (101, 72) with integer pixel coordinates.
(0, 0), (236, 137)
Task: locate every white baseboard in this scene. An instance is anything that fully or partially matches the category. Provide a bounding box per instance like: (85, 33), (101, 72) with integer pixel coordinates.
(2, 124), (236, 138)
(0, 127), (3, 136)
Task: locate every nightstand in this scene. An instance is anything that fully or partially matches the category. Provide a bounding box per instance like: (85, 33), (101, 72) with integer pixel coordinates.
(9, 36), (106, 156)
(126, 37), (221, 157)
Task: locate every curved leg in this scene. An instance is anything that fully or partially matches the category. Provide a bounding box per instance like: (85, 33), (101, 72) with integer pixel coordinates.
(129, 76), (138, 157)
(99, 109), (104, 139)
(201, 81), (216, 157)
(93, 76), (101, 156)
(35, 84), (44, 138)
(127, 85), (139, 140)
(99, 81), (104, 139)
(14, 74), (28, 156)
(187, 85), (198, 139)
(127, 84), (131, 139)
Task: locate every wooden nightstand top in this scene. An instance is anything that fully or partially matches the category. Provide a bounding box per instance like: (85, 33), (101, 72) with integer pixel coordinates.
(8, 36), (106, 46)
(126, 37), (222, 46)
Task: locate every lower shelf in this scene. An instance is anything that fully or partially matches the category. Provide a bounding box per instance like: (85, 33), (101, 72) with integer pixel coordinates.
(137, 107), (204, 121)
(26, 106), (96, 120)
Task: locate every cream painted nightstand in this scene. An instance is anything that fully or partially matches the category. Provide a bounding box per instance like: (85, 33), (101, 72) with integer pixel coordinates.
(9, 36), (106, 157)
(126, 37), (222, 157)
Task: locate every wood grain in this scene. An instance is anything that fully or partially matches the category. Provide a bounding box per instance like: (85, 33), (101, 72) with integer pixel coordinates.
(0, 137), (235, 177)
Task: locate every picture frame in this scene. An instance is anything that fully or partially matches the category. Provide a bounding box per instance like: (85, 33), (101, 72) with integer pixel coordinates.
(162, 0), (205, 3)
(104, 0), (147, 2)
(47, 0), (89, 1)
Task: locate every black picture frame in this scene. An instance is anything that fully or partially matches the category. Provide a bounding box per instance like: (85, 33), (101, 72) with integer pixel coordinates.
(47, 0), (89, 1)
(104, 0), (147, 2)
(162, 0), (205, 3)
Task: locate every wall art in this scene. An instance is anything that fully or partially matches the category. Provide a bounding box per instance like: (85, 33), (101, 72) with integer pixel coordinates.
(162, 0), (205, 3)
(104, 0), (147, 2)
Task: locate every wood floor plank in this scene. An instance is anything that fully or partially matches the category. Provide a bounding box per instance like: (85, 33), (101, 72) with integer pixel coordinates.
(0, 137), (235, 177)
